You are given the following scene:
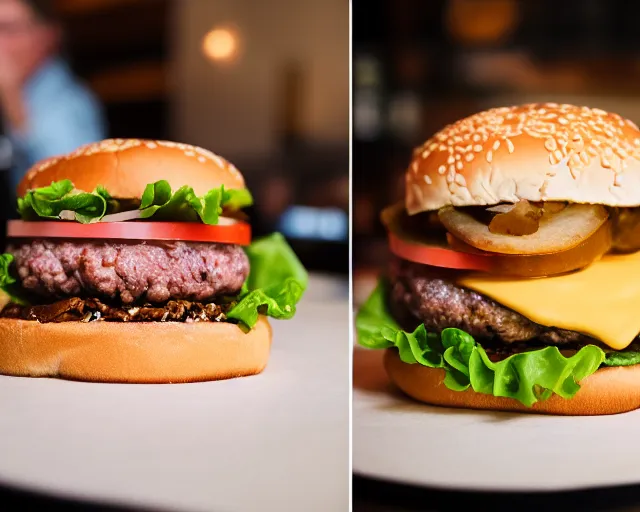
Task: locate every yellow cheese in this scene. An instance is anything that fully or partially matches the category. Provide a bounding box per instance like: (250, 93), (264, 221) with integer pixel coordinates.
(456, 252), (640, 350)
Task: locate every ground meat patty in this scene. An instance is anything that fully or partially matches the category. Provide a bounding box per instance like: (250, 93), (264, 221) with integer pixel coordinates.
(9, 240), (249, 304)
(389, 257), (593, 345)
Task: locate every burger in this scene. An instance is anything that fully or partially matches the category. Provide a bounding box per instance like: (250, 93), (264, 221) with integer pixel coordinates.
(356, 103), (640, 415)
(0, 139), (307, 383)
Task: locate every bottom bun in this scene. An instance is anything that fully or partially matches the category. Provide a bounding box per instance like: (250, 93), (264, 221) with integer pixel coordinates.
(0, 316), (272, 383)
(384, 348), (640, 416)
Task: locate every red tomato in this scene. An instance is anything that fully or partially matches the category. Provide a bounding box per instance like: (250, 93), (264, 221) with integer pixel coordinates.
(7, 220), (252, 245)
(388, 231), (492, 271)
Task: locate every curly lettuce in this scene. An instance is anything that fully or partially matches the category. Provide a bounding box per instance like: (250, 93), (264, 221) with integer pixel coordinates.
(0, 254), (28, 306)
(355, 279), (640, 407)
(17, 179), (253, 225)
(228, 232), (308, 329)
(17, 179), (110, 224)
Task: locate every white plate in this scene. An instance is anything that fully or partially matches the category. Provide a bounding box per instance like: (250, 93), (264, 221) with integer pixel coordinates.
(0, 274), (350, 512)
(353, 346), (640, 492)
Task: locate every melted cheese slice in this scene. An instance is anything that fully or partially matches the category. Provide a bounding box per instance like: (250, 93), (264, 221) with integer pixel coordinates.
(456, 252), (640, 350)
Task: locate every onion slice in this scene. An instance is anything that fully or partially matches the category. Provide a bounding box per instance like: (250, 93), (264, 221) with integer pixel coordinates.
(438, 203), (609, 255)
(57, 209), (240, 225)
(98, 210), (143, 223)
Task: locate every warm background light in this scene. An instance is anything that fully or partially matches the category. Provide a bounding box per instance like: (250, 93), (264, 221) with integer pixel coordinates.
(202, 27), (240, 63)
(445, 0), (519, 45)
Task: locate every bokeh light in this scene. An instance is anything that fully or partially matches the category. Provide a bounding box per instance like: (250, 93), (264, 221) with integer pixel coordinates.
(202, 26), (240, 63)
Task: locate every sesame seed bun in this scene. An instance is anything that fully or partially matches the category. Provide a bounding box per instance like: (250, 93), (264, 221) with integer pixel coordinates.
(384, 348), (640, 416)
(17, 139), (246, 199)
(405, 103), (640, 215)
(0, 316), (271, 383)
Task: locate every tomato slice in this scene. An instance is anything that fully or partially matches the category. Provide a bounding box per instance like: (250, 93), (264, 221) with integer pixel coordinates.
(388, 230), (493, 271)
(7, 220), (252, 245)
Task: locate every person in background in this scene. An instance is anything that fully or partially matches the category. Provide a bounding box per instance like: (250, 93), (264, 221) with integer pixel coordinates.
(0, 0), (106, 201)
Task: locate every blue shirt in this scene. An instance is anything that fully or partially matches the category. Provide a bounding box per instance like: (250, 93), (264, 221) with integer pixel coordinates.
(5, 57), (107, 192)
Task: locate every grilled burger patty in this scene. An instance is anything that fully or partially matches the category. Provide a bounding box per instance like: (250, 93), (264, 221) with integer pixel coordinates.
(389, 257), (595, 346)
(9, 240), (249, 304)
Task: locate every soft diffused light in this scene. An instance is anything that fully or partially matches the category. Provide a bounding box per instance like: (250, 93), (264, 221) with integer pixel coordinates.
(202, 27), (240, 63)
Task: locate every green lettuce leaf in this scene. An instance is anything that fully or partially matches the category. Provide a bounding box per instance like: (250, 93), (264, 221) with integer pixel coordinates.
(356, 279), (610, 407)
(227, 233), (308, 329)
(17, 179), (108, 224)
(0, 254), (28, 306)
(18, 180), (254, 225)
(603, 350), (640, 367)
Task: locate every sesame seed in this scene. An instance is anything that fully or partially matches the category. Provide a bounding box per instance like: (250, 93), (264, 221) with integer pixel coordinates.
(422, 150), (430, 158)
(455, 174), (467, 187)
(473, 144), (483, 152)
(505, 138), (514, 153)
(424, 175), (432, 185)
(465, 153), (474, 162)
(447, 155), (455, 164)
(544, 138), (557, 151)
(456, 161), (463, 170)
(438, 165), (447, 174)
(446, 170), (455, 183)
(486, 150), (493, 163)
(492, 140), (500, 151)
(580, 152), (590, 165)
(570, 154), (581, 166)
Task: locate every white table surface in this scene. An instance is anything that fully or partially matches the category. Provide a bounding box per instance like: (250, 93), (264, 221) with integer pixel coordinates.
(0, 273), (350, 512)
(354, 346), (640, 493)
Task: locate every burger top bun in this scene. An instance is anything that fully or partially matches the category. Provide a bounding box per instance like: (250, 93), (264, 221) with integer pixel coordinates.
(405, 103), (640, 214)
(17, 139), (246, 199)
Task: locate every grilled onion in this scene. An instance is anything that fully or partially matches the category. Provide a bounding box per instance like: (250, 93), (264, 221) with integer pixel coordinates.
(446, 222), (612, 277)
(610, 208), (640, 253)
(438, 203), (609, 255)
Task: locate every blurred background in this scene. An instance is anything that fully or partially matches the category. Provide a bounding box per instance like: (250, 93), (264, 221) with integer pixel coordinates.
(0, 0), (349, 276)
(353, 0), (640, 304)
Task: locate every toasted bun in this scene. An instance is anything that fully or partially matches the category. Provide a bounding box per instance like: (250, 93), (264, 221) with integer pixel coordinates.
(0, 316), (271, 383)
(405, 103), (640, 214)
(384, 348), (640, 416)
(17, 139), (245, 199)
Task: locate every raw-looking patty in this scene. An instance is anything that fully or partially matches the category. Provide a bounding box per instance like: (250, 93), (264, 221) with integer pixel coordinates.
(9, 240), (249, 304)
(389, 257), (593, 345)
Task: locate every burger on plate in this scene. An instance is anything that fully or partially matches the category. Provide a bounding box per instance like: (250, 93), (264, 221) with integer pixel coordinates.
(0, 139), (307, 383)
(356, 103), (640, 415)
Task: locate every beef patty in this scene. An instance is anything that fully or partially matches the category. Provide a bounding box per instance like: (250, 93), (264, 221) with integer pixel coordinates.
(389, 257), (594, 346)
(9, 240), (249, 304)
